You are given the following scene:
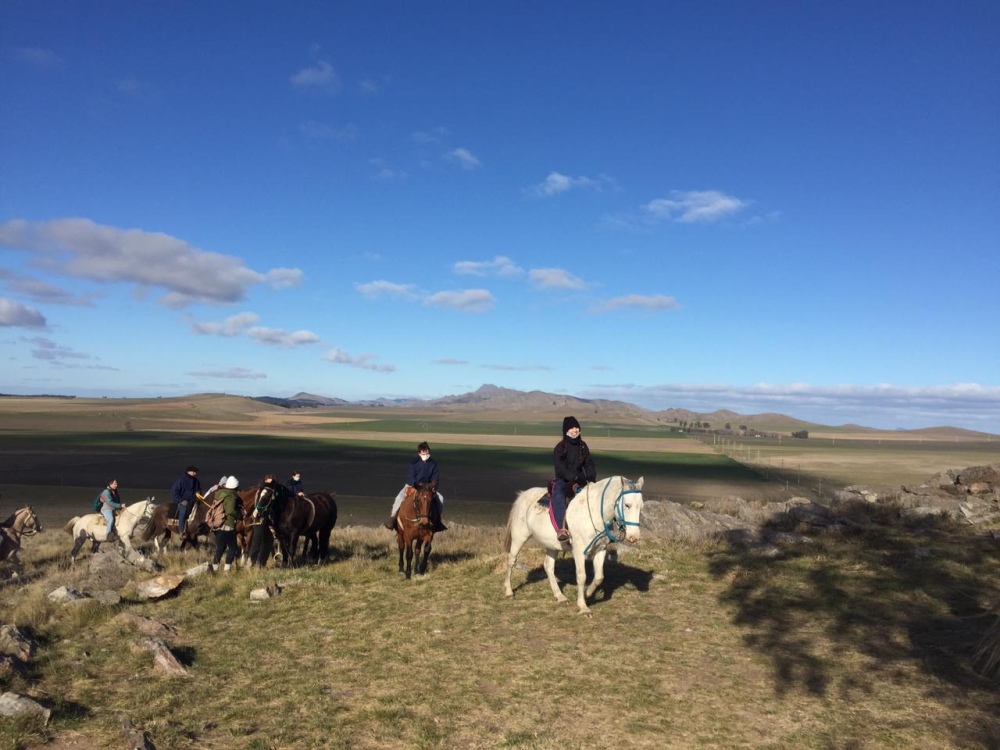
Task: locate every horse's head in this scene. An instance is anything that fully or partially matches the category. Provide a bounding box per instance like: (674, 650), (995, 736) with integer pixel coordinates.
(15, 506), (42, 536)
(412, 483), (435, 528)
(254, 485), (277, 517)
(619, 476), (644, 544)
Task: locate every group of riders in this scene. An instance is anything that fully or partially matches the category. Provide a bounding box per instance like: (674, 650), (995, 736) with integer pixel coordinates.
(93, 414), (597, 563)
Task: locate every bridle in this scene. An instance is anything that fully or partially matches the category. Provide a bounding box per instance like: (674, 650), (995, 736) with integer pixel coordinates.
(405, 486), (434, 527)
(582, 477), (642, 555)
(12, 507), (41, 537)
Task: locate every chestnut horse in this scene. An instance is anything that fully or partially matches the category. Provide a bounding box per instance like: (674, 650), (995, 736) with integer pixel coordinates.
(394, 483), (435, 579)
(1, 506), (43, 577)
(140, 496), (212, 554)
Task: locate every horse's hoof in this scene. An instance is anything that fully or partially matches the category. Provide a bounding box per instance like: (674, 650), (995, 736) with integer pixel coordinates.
(555, 594), (568, 604)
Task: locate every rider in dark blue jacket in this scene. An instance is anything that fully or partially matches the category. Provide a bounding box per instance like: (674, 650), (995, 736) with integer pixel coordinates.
(384, 442), (446, 531)
(170, 466), (202, 535)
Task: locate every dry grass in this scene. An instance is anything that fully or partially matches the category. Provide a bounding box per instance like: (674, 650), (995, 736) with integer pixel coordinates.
(3, 508), (1000, 749)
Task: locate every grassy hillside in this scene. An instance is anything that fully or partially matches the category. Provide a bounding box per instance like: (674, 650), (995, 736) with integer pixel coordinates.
(3, 512), (1000, 749)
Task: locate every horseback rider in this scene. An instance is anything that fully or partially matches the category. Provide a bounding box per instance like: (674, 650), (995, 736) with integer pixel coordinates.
(384, 441), (447, 532)
(288, 471), (306, 498)
(99, 478), (127, 543)
(551, 416), (597, 542)
(170, 466), (202, 535)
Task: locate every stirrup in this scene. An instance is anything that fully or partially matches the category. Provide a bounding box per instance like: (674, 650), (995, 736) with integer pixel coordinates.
(556, 529), (570, 542)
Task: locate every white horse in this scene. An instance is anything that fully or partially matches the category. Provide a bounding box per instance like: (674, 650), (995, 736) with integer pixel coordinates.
(503, 475), (644, 615)
(63, 498), (155, 564)
(1, 505), (43, 578)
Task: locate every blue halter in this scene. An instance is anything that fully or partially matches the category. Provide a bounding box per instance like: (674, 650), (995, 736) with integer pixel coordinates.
(582, 477), (643, 555)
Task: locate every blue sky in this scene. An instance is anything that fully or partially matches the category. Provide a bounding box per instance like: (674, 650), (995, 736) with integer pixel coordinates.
(2, 2), (998, 432)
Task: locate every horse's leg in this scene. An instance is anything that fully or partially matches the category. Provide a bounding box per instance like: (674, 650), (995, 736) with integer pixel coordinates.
(541, 550), (568, 603)
(504, 514), (531, 596)
(417, 537), (432, 575)
(585, 549), (607, 599)
(572, 545), (591, 615)
(397, 534), (405, 574)
(405, 540), (414, 580)
(70, 535), (86, 565)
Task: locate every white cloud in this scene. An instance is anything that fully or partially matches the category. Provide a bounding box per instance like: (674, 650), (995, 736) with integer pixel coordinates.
(289, 60), (341, 92)
(0, 297), (46, 327)
(6, 275), (93, 306)
(433, 358), (468, 365)
(411, 127), (449, 144)
(528, 268), (587, 290)
(116, 75), (146, 96)
(371, 167), (408, 182)
(0, 218), (284, 308)
(191, 312), (259, 337)
(644, 190), (748, 223)
(453, 256), (524, 278)
(265, 268), (304, 290)
(590, 294), (681, 313)
(187, 367), (267, 380)
(12, 47), (60, 66)
(580, 382), (1000, 433)
(355, 280), (419, 299)
(482, 364), (554, 372)
(527, 171), (600, 197)
(323, 347), (395, 372)
(446, 148), (481, 170)
(246, 327), (321, 347)
(424, 289), (494, 312)
(299, 120), (358, 140)
(22, 336), (89, 360)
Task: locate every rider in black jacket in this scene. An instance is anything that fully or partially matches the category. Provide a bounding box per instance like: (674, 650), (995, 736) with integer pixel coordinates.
(551, 416), (596, 542)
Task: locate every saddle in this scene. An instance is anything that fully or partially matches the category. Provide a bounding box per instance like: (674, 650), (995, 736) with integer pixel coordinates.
(538, 479), (578, 506)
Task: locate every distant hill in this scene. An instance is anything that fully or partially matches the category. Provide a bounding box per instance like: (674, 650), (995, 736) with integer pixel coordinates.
(246, 384), (993, 439)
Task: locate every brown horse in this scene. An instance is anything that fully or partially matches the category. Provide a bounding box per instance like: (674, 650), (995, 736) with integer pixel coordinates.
(234, 485), (267, 565)
(1, 506), (43, 577)
(255, 486), (337, 566)
(395, 483), (435, 579)
(140, 497), (212, 554)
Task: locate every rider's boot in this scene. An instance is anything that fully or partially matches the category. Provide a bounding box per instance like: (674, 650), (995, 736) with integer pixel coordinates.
(383, 514), (397, 530)
(106, 529), (118, 543)
(431, 508), (447, 532)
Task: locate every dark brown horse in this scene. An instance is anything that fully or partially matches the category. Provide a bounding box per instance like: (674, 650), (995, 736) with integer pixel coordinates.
(234, 485), (260, 564)
(395, 483), (435, 579)
(258, 486), (338, 566)
(140, 497), (212, 553)
(1, 506), (42, 577)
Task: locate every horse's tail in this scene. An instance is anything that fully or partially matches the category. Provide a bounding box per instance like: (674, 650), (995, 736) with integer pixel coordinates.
(140, 510), (158, 541)
(503, 497), (519, 554)
(63, 517), (79, 535)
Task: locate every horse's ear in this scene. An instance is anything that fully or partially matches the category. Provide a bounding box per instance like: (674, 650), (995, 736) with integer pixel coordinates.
(635, 476), (644, 490)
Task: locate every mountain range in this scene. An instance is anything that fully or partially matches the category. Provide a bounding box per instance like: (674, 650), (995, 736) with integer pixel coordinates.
(252, 384), (993, 437)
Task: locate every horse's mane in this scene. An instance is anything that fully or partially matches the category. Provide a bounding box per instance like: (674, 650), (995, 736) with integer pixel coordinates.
(0, 512), (15, 528)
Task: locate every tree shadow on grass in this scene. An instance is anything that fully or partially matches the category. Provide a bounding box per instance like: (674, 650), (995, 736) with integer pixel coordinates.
(708, 500), (1000, 741)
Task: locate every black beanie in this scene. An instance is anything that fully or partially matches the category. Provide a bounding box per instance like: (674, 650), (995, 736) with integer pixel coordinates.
(562, 416), (581, 433)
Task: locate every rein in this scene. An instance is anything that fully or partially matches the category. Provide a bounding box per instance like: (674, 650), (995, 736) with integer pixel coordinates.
(581, 478), (642, 555)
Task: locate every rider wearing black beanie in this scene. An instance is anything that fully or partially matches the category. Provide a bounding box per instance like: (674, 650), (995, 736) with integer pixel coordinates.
(551, 416), (596, 541)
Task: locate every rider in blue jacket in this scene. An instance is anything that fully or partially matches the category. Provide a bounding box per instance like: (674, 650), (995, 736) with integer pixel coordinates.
(170, 466), (201, 535)
(384, 442), (446, 532)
